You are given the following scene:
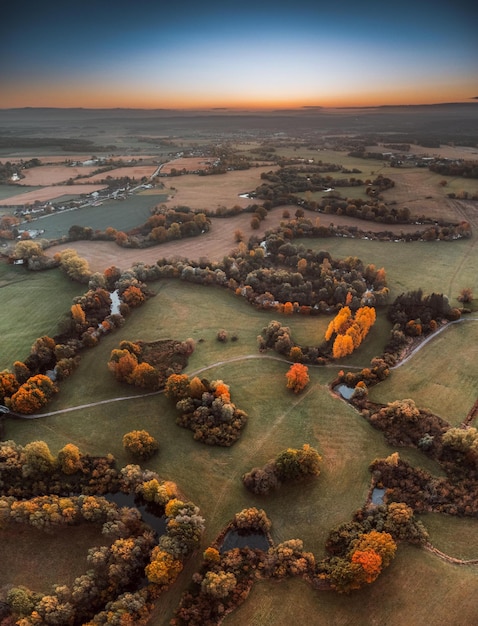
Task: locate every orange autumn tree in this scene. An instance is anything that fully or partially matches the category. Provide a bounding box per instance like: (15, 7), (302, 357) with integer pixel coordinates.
(348, 530), (397, 586)
(325, 305), (376, 359)
(70, 303), (86, 325)
(286, 363), (310, 393)
(350, 549), (383, 584)
(9, 374), (58, 414)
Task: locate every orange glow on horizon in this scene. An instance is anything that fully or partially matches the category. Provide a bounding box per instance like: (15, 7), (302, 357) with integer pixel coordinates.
(1, 80), (475, 110)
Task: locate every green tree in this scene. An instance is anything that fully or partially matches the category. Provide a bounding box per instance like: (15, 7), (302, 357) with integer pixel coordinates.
(22, 440), (56, 478)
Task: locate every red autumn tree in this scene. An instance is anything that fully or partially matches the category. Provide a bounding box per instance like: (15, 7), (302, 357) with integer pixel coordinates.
(285, 363), (310, 393)
(283, 301), (294, 315)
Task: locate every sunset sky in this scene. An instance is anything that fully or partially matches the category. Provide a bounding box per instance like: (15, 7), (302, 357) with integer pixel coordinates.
(1, 0), (477, 109)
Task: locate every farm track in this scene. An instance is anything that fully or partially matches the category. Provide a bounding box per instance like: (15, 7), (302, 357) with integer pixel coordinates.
(424, 543), (478, 566)
(446, 199), (478, 298)
(7, 318), (478, 421)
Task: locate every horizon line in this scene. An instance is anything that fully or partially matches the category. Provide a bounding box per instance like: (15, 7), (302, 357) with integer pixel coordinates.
(1, 101), (477, 113)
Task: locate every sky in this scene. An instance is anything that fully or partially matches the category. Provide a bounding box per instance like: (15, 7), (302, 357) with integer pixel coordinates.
(1, 0), (477, 110)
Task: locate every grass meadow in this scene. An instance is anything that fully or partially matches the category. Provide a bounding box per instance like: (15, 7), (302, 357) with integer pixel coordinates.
(2, 149), (478, 624)
(299, 236), (478, 304)
(369, 320), (478, 425)
(4, 279), (463, 625)
(0, 262), (84, 370)
(222, 545), (478, 626)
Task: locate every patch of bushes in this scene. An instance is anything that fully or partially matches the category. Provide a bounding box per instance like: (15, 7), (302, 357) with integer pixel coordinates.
(242, 444), (322, 495)
(165, 374), (248, 446)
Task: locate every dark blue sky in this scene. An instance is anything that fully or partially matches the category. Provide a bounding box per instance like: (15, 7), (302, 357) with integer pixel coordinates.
(1, 0), (477, 108)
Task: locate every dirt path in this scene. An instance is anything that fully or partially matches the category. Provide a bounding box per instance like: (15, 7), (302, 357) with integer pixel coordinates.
(391, 317), (478, 369)
(9, 318), (478, 421)
(446, 200), (478, 298)
(424, 542), (478, 566)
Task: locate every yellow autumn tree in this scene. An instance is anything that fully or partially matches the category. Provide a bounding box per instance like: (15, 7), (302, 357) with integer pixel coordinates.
(327, 306), (376, 359)
(145, 547), (183, 585)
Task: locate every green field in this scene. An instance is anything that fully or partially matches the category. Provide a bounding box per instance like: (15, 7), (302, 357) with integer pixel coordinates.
(4, 278), (459, 624)
(369, 320), (478, 424)
(299, 236), (478, 304)
(0, 262), (84, 370)
(0, 184), (42, 201)
(2, 139), (478, 625)
(417, 513), (478, 561)
(28, 190), (168, 239)
(222, 545), (478, 626)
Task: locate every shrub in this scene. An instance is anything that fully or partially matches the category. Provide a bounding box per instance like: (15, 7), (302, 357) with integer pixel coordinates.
(122, 430), (159, 460)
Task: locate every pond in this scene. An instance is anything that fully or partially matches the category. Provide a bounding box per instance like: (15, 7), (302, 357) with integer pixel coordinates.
(104, 491), (167, 535)
(335, 384), (355, 400)
(371, 487), (385, 505)
(220, 530), (271, 553)
(110, 289), (121, 315)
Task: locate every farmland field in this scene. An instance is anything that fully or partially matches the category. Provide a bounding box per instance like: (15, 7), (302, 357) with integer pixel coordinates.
(24, 191), (169, 239)
(0, 184), (108, 206)
(0, 184), (42, 201)
(18, 165), (99, 185)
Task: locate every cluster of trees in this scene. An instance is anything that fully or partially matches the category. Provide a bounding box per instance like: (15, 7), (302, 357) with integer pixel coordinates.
(325, 305), (376, 359)
(0, 158), (40, 185)
(319, 500), (429, 593)
(0, 260), (153, 414)
(8, 373), (58, 414)
(253, 165), (449, 227)
(0, 439), (205, 625)
(333, 358), (391, 395)
(0, 215), (21, 240)
(375, 289), (462, 365)
(274, 211), (471, 244)
(388, 289), (460, 334)
(53, 248), (92, 283)
(108, 339), (194, 391)
(0, 439), (118, 497)
(370, 451), (478, 517)
(173, 499), (428, 624)
(366, 398), (449, 456)
(88, 230), (390, 318)
(256, 165), (368, 200)
(165, 374), (248, 446)
(429, 159), (478, 179)
(258, 320), (328, 365)
(67, 207), (211, 250)
(173, 509), (271, 625)
(242, 444), (322, 495)
(127, 206), (210, 247)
